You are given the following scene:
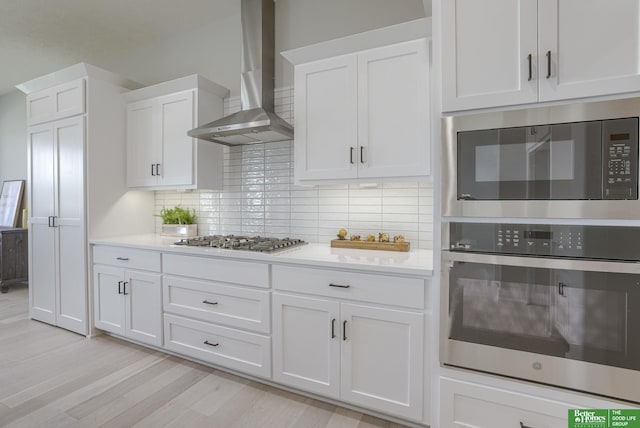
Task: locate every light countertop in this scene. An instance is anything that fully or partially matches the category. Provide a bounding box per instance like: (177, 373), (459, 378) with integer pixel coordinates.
(90, 234), (433, 276)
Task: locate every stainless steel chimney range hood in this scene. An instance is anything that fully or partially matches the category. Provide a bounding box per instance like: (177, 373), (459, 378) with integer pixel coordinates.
(188, 0), (293, 146)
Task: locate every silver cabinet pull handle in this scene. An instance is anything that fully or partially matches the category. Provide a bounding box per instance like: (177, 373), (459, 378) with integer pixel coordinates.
(331, 318), (336, 339)
(202, 300), (218, 305)
(360, 146), (365, 163)
(204, 340), (219, 347)
(527, 54), (532, 81)
(350, 147), (355, 164)
(329, 283), (350, 289)
(118, 281), (123, 294)
(546, 50), (551, 78)
(122, 281), (129, 295)
(343, 320), (348, 341)
(116, 257), (129, 261)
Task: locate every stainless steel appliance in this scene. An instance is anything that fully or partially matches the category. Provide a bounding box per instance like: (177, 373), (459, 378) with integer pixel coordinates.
(174, 235), (306, 253)
(443, 97), (640, 219)
(441, 222), (640, 403)
(187, 0), (294, 145)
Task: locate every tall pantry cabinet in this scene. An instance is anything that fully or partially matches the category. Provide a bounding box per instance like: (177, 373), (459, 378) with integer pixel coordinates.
(17, 63), (155, 335)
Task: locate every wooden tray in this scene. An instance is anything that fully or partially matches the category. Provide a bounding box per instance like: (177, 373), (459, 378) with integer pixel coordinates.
(330, 239), (410, 252)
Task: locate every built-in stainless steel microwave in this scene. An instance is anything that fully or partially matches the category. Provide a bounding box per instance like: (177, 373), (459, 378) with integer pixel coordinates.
(443, 98), (640, 219)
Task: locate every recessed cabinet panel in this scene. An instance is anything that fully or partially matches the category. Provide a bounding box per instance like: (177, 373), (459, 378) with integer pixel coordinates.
(28, 223), (56, 324)
(57, 224), (86, 333)
(442, 0), (538, 111)
(126, 101), (158, 187)
(272, 293), (341, 398)
(340, 303), (423, 421)
(126, 271), (163, 346)
(29, 124), (55, 219)
(295, 56), (358, 181)
(358, 39), (430, 178)
(93, 266), (126, 335)
(56, 117), (84, 220)
(159, 91), (195, 186)
(539, 0), (640, 101)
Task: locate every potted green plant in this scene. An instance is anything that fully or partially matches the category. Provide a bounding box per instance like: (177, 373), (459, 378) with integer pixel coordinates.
(158, 206), (197, 237)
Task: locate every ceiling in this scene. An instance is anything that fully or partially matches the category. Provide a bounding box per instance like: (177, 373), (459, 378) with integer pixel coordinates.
(0, 0), (238, 96)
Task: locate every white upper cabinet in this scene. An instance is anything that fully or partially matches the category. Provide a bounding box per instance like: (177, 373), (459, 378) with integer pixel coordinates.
(443, 0), (640, 111)
(538, 0), (640, 102)
(26, 78), (85, 125)
(124, 75), (229, 190)
(442, 0), (537, 111)
(284, 19), (431, 184)
(294, 56), (359, 181)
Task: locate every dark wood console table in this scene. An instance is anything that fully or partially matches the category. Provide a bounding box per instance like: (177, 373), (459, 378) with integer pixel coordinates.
(0, 227), (28, 293)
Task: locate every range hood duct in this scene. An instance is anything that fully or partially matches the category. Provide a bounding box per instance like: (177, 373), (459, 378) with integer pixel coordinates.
(187, 0), (293, 146)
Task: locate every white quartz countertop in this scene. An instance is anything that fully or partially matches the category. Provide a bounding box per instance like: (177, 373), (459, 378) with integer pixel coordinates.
(90, 234), (433, 276)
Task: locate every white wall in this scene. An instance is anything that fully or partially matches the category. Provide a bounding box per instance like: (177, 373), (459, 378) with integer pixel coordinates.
(0, 91), (26, 185)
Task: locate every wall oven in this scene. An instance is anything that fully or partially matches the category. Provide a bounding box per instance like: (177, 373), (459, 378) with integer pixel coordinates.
(441, 222), (640, 403)
(443, 97), (640, 219)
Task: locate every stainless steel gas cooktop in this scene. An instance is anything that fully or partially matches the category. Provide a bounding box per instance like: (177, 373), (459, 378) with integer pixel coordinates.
(173, 235), (306, 253)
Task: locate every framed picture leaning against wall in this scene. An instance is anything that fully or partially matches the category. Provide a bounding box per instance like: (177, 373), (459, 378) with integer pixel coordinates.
(0, 180), (25, 228)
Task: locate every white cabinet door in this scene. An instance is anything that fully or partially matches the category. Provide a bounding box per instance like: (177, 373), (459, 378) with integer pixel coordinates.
(294, 56), (358, 181)
(26, 79), (85, 125)
(93, 266), (126, 336)
(126, 100), (159, 187)
(340, 303), (424, 421)
(27, 124), (56, 324)
(158, 91), (195, 187)
(442, 0), (538, 111)
(539, 0), (640, 101)
(125, 270), (162, 346)
(272, 293), (341, 398)
(54, 116), (87, 335)
(357, 39), (430, 178)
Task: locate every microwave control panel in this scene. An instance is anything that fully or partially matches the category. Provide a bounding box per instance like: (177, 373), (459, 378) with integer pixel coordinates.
(449, 222), (640, 261)
(603, 118), (638, 199)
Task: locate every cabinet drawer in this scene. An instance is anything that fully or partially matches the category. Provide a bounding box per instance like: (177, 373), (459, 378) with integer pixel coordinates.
(163, 314), (271, 378)
(440, 378), (571, 428)
(272, 265), (424, 309)
(93, 245), (161, 272)
(163, 253), (269, 288)
(163, 275), (270, 333)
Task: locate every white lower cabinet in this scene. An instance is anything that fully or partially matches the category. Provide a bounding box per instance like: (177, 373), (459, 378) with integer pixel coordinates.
(272, 269), (425, 422)
(164, 313), (271, 378)
(94, 266), (162, 346)
(161, 253), (272, 378)
(440, 378), (574, 428)
(92, 246), (162, 347)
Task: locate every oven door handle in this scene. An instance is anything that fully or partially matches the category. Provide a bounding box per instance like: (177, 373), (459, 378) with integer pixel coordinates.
(442, 251), (640, 274)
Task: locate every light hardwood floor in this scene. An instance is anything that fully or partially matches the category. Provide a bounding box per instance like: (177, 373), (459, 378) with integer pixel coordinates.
(0, 284), (409, 428)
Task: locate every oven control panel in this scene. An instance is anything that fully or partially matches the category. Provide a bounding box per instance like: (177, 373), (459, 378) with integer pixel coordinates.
(449, 222), (640, 261)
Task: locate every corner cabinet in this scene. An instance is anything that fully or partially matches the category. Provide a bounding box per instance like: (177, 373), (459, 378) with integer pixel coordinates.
(283, 19), (431, 184)
(271, 265), (426, 422)
(19, 63), (155, 336)
(125, 75), (229, 190)
(443, 0), (640, 111)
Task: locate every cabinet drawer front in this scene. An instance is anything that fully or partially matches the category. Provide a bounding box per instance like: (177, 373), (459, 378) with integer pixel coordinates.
(272, 265), (424, 309)
(440, 378), (571, 428)
(163, 276), (270, 333)
(163, 253), (269, 288)
(93, 245), (161, 272)
(163, 314), (271, 378)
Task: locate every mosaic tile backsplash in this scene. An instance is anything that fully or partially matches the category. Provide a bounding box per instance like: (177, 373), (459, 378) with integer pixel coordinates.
(155, 87), (434, 249)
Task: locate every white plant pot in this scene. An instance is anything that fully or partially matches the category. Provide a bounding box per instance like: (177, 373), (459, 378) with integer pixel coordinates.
(162, 224), (197, 237)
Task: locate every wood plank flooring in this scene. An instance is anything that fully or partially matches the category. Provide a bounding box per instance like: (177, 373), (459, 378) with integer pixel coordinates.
(0, 284), (409, 428)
